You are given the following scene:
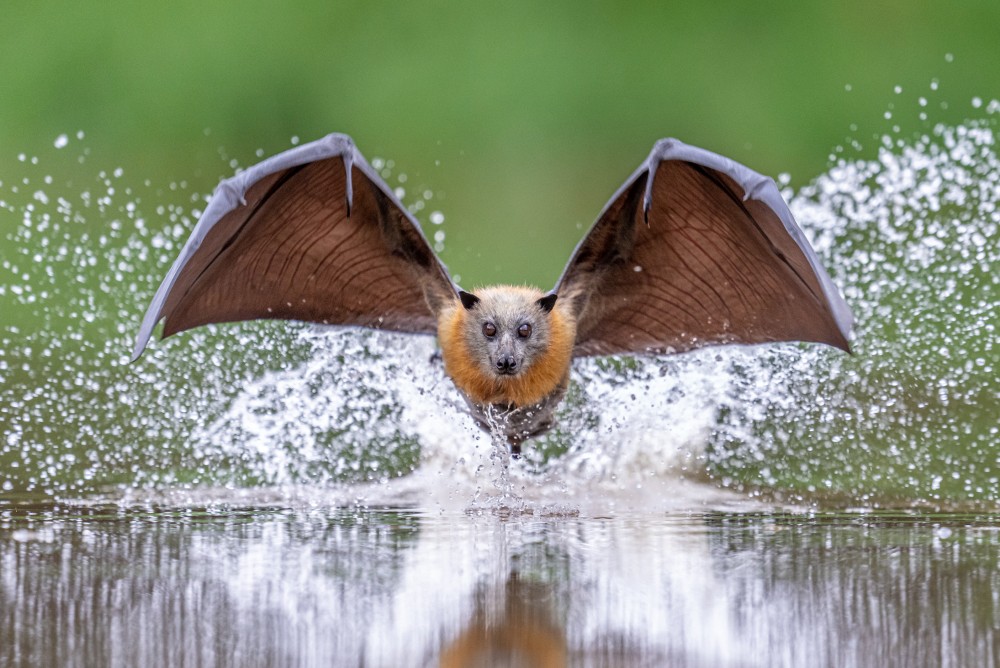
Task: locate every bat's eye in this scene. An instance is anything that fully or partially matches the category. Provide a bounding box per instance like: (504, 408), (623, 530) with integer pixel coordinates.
(483, 322), (497, 338)
(517, 323), (532, 338)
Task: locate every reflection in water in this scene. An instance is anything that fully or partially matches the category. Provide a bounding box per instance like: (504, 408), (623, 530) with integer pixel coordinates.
(2, 505), (997, 667)
(439, 574), (566, 668)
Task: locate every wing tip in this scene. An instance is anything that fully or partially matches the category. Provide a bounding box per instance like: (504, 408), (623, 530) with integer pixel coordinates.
(129, 347), (144, 364)
(130, 300), (163, 364)
(826, 288), (856, 351)
(130, 315), (164, 363)
(829, 330), (854, 355)
(130, 332), (150, 364)
(815, 299), (854, 354)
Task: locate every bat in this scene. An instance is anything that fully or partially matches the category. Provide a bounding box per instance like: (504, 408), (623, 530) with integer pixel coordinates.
(133, 133), (853, 454)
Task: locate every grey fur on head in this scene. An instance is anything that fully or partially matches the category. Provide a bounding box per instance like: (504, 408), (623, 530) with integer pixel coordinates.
(460, 286), (555, 378)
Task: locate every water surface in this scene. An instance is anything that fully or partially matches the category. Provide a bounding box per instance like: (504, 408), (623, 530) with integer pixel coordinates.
(2, 502), (997, 667)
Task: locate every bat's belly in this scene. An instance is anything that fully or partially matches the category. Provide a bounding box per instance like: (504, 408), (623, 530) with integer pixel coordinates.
(462, 381), (569, 456)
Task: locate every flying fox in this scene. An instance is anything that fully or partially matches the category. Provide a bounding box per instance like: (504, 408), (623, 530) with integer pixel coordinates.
(133, 133), (853, 453)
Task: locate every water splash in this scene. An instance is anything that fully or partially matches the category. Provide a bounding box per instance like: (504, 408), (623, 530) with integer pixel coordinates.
(712, 120), (999, 506)
(184, 323), (733, 511)
(0, 111), (997, 509)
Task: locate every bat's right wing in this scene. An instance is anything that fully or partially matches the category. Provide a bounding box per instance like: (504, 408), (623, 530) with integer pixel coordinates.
(555, 138), (853, 358)
(133, 133), (457, 361)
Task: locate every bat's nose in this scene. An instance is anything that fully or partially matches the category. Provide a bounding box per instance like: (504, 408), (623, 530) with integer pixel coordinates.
(496, 355), (517, 374)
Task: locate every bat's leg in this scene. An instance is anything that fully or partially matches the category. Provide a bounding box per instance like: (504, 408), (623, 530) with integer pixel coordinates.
(508, 439), (522, 458)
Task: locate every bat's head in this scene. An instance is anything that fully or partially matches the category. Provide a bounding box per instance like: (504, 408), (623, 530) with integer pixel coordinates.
(457, 286), (560, 382)
(438, 284), (576, 406)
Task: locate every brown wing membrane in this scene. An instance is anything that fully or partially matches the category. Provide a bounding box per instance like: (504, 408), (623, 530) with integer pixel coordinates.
(133, 134), (455, 360)
(556, 138), (853, 358)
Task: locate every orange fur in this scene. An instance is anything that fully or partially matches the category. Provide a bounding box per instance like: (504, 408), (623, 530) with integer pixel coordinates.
(437, 287), (576, 407)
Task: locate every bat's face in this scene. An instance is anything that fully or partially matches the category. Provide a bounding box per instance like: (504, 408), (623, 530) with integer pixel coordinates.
(458, 287), (559, 382)
(438, 285), (574, 408)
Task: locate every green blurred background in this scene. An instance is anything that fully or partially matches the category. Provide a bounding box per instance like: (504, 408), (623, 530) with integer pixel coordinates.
(2, 1), (998, 289)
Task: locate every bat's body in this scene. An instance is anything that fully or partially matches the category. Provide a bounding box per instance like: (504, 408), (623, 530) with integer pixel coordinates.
(438, 285), (577, 451)
(133, 133), (853, 452)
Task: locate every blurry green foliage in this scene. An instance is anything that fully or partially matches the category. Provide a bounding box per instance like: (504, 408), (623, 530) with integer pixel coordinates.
(2, 1), (999, 289)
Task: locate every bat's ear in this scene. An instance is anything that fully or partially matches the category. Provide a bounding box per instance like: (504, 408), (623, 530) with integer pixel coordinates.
(458, 291), (481, 310)
(536, 293), (558, 313)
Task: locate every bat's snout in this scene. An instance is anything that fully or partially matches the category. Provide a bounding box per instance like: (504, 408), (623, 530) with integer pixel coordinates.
(495, 354), (518, 375)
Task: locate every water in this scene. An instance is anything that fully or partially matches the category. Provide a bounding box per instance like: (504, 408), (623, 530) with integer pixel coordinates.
(1, 98), (999, 665)
(3, 505), (997, 667)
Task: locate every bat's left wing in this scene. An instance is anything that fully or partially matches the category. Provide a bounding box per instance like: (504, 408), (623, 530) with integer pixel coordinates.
(555, 138), (853, 357)
(133, 133), (457, 361)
